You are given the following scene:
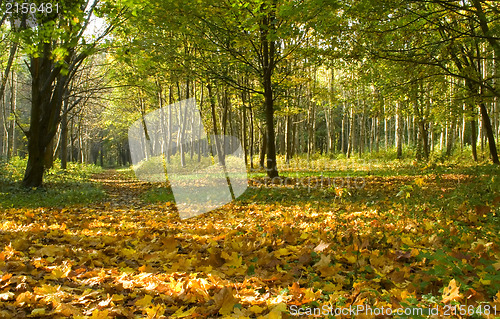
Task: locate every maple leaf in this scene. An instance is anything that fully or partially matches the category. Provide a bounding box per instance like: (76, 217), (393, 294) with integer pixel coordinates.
(136, 294), (153, 307)
(313, 254), (331, 268)
(313, 241), (330, 252)
(171, 306), (196, 318)
(214, 287), (240, 315)
(442, 279), (462, 303)
(221, 251), (243, 267)
(30, 308), (46, 316)
(267, 303), (287, 319)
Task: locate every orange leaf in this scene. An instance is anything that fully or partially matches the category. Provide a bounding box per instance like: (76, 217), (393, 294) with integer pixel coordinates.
(442, 279), (462, 303)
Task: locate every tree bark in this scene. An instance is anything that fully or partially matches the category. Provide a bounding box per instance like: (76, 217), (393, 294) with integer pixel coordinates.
(23, 44), (68, 187)
(395, 101), (402, 159)
(479, 102), (499, 163)
(207, 83), (224, 165)
(259, 128), (267, 168)
(8, 69), (16, 159)
(261, 2), (279, 178)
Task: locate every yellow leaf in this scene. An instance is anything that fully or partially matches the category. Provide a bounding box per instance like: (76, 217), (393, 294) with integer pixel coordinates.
(221, 251), (242, 267)
(249, 305), (266, 314)
(322, 282), (342, 292)
(274, 248), (291, 258)
(146, 304), (166, 318)
(15, 292), (35, 306)
(30, 308), (46, 316)
(401, 236), (413, 246)
(267, 303), (287, 319)
(479, 279), (491, 285)
(218, 288), (239, 315)
(111, 294), (125, 301)
(171, 306), (197, 318)
(313, 254), (331, 269)
(54, 303), (78, 316)
(442, 279), (462, 303)
(415, 177), (426, 187)
(91, 309), (110, 319)
(493, 261), (500, 271)
(135, 295), (153, 307)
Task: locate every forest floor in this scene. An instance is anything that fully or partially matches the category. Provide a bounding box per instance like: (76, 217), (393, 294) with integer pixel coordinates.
(0, 163), (499, 318)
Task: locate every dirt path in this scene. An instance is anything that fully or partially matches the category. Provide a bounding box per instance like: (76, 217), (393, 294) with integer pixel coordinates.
(90, 169), (155, 209)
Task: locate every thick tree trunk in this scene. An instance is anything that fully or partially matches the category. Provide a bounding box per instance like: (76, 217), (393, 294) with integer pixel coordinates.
(23, 50), (64, 187)
(261, 4), (279, 178)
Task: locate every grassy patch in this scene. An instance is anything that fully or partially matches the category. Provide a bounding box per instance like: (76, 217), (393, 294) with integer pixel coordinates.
(0, 157), (106, 208)
(141, 186), (175, 203)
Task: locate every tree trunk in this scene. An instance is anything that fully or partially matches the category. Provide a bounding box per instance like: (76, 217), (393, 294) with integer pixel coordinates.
(479, 102), (499, 163)
(395, 101), (402, 159)
(60, 94), (69, 169)
(347, 106), (355, 158)
(23, 46), (68, 187)
(241, 88), (248, 166)
(261, 4), (279, 178)
(249, 105), (254, 169)
(207, 83), (224, 165)
(8, 69), (16, 159)
(259, 128), (267, 168)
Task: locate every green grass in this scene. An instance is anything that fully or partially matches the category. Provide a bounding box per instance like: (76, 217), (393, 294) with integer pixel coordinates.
(141, 186), (175, 203)
(0, 157), (106, 208)
(135, 154), (500, 214)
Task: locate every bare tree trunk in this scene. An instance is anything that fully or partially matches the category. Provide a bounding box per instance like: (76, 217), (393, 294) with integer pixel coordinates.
(446, 120), (454, 156)
(249, 105), (254, 169)
(341, 104), (347, 154)
(384, 105), (389, 150)
(471, 115), (478, 161)
(285, 114), (292, 163)
(479, 102), (499, 163)
(259, 128), (267, 168)
(60, 94), (69, 169)
(347, 105), (354, 158)
(207, 82), (224, 165)
(241, 88), (248, 166)
(358, 109), (365, 157)
(8, 69), (16, 159)
(395, 101), (402, 159)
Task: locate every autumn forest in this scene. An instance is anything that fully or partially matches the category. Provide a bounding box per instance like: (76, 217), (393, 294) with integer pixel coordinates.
(0, 0), (499, 318)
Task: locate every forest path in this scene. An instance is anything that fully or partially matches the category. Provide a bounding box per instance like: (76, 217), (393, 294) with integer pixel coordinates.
(90, 169), (159, 209)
